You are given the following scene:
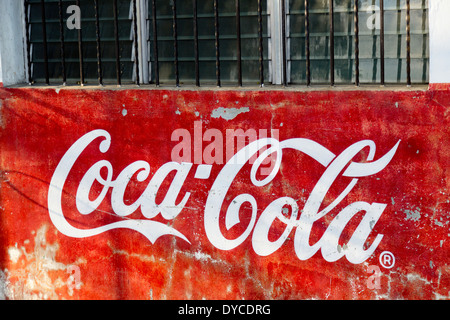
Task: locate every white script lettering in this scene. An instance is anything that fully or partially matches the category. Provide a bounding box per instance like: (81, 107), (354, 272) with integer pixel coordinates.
(48, 129), (400, 264)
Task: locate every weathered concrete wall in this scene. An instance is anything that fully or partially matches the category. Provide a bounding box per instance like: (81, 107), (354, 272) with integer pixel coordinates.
(0, 87), (448, 300)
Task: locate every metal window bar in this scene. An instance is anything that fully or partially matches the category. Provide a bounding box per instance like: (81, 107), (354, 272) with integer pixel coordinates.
(172, 0), (179, 87)
(354, 0), (359, 87)
(40, 0), (49, 85)
(94, 0), (103, 86)
(258, 0), (264, 87)
(406, 0), (411, 86)
(380, 0), (385, 85)
(281, 0), (287, 86)
(151, 0), (160, 86)
(76, 0), (84, 85)
(24, 0), (32, 85)
(132, 0), (140, 86)
(58, 0), (66, 85)
(236, 0), (242, 86)
(329, 0), (334, 86)
(193, 0), (200, 87)
(214, 0), (221, 87)
(305, 0), (310, 87)
(113, 0), (122, 86)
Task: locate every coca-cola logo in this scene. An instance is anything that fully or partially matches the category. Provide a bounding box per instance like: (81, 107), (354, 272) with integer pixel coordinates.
(48, 128), (400, 264)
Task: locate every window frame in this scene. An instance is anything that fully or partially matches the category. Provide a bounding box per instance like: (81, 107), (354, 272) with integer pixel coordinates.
(14, 0), (431, 87)
(134, 0), (431, 86)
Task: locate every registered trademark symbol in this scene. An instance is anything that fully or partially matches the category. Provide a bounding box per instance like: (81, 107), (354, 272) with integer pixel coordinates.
(379, 251), (395, 269)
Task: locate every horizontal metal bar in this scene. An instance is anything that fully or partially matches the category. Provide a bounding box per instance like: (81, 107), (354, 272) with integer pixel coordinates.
(288, 30), (429, 37)
(33, 56), (273, 63)
(289, 6), (428, 14)
(143, 12), (269, 20)
(29, 17), (132, 24)
(32, 58), (137, 63)
(287, 56), (429, 61)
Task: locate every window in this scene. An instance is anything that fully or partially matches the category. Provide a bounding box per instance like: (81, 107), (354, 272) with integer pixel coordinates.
(27, 0), (137, 85)
(147, 0), (269, 86)
(25, 0), (429, 86)
(288, 0), (429, 84)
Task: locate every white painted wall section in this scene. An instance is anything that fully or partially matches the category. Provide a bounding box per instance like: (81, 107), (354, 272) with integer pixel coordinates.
(0, 50), (3, 85)
(429, 0), (450, 84)
(0, 0), (27, 86)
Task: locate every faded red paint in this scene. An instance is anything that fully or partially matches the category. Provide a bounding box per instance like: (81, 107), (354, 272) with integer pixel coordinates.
(0, 86), (448, 300)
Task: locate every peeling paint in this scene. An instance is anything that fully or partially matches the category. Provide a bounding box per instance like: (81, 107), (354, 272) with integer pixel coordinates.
(211, 106), (250, 120)
(404, 207), (422, 221)
(8, 245), (21, 264)
(2, 224), (85, 299)
(0, 270), (9, 300)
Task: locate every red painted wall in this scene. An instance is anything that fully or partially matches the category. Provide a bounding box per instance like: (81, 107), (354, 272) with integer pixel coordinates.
(0, 87), (448, 300)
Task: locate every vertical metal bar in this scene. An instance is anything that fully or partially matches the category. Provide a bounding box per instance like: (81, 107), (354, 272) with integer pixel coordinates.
(40, 0), (49, 84)
(132, 0), (140, 85)
(281, 0), (287, 86)
(354, 0), (359, 86)
(24, 0), (32, 85)
(151, 0), (159, 86)
(236, 0), (242, 86)
(214, 0), (221, 87)
(420, 0), (426, 83)
(305, 0), (310, 86)
(406, 0), (411, 86)
(172, 0), (179, 87)
(380, 0), (385, 85)
(138, 0), (149, 84)
(76, 0), (84, 85)
(193, 0), (200, 86)
(113, 0), (121, 86)
(257, 0), (264, 86)
(329, 0), (334, 86)
(58, 0), (66, 85)
(94, 0), (103, 85)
